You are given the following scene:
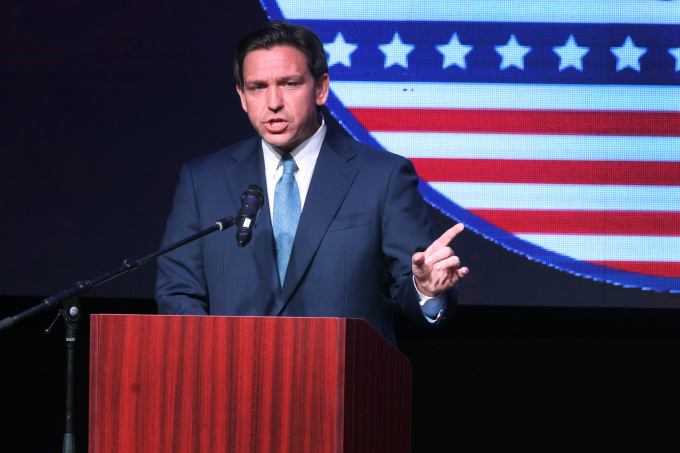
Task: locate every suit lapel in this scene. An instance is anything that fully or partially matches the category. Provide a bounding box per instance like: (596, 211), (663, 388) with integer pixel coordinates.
(276, 130), (358, 313)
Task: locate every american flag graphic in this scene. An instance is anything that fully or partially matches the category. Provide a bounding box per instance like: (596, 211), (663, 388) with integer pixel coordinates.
(262, 0), (680, 292)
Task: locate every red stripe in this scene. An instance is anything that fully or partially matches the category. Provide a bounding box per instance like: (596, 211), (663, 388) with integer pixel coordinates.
(350, 108), (680, 136)
(410, 158), (680, 186)
(588, 261), (680, 279)
(469, 209), (680, 236)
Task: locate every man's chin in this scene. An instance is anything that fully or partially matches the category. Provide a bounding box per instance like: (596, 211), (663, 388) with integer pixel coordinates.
(263, 134), (296, 151)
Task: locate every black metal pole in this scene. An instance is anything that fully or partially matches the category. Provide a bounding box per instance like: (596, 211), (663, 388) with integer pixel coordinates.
(62, 297), (80, 453)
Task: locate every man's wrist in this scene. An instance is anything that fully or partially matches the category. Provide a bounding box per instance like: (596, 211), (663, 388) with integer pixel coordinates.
(414, 277), (439, 299)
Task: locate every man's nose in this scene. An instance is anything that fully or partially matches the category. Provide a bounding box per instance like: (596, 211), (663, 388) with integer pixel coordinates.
(267, 87), (283, 111)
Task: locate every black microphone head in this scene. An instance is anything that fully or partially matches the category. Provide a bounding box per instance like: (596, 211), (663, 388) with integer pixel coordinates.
(236, 184), (264, 247)
(242, 184), (265, 204)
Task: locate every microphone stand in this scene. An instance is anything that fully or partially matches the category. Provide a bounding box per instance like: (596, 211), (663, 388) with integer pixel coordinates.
(0, 216), (236, 453)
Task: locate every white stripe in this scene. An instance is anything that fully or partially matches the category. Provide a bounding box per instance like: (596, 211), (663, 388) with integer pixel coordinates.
(278, 0), (680, 24)
(429, 182), (680, 211)
(330, 82), (680, 112)
(516, 234), (680, 262)
(374, 132), (680, 162)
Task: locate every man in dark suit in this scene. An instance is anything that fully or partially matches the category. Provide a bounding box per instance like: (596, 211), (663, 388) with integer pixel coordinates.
(156, 21), (468, 346)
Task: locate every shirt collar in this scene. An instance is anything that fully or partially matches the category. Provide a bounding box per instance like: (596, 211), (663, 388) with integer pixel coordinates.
(262, 116), (327, 182)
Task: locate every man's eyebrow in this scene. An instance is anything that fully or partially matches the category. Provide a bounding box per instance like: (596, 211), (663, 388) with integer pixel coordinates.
(244, 73), (306, 85)
(244, 79), (264, 86)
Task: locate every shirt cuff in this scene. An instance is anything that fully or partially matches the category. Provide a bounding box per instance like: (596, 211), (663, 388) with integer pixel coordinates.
(414, 276), (446, 323)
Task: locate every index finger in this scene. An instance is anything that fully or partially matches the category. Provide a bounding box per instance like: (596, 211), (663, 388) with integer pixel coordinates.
(436, 223), (465, 246)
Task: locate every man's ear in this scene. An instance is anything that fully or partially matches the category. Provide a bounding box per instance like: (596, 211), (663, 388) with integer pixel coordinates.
(236, 84), (248, 112)
(315, 73), (330, 107)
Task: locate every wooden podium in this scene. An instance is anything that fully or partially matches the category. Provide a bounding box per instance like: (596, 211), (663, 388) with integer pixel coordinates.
(89, 315), (412, 452)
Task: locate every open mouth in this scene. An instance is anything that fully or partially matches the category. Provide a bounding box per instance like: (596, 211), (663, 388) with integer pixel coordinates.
(265, 119), (288, 133)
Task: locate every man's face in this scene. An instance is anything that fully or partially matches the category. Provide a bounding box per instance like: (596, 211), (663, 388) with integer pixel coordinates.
(236, 45), (329, 153)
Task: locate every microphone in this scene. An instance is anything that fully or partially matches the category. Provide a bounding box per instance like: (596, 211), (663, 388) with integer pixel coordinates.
(235, 184), (265, 247)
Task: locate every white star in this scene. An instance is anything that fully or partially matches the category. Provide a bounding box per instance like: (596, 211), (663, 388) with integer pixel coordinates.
(436, 33), (473, 69)
(323, 33), (358, 67)
(553, 35), (589, 71)
(495, 34), (532, 70)
(669, 47), (680, 72)
(379, 32), (415, 68)
(610, 36), (646, 72)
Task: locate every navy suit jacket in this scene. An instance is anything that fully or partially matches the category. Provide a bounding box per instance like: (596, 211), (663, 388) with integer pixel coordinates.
(156, 126), (455, 345)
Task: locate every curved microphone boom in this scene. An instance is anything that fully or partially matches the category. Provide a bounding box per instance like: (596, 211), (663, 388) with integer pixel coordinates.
(235, 184), (265, 247)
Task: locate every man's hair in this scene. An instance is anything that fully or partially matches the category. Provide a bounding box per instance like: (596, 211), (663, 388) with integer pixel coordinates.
(234, 20), (328, 89)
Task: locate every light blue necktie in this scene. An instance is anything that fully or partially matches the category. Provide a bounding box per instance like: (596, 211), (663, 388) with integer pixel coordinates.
(273, 153), (301, 288)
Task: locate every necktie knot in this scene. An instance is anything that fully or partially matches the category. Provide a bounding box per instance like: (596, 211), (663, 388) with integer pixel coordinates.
(281, 153), (297, 174)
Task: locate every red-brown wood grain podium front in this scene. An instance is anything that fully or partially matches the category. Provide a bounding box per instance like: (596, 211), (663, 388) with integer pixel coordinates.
(89, 315), (412, 452)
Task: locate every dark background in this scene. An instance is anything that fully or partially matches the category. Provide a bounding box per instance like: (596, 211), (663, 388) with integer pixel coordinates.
(1, 1), (679, 451)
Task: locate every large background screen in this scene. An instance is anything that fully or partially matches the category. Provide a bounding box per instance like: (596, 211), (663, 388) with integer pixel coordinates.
(1, 0), (677, 307)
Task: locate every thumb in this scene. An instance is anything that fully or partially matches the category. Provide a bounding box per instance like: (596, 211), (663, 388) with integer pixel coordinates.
(412, 251), (426, 268)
